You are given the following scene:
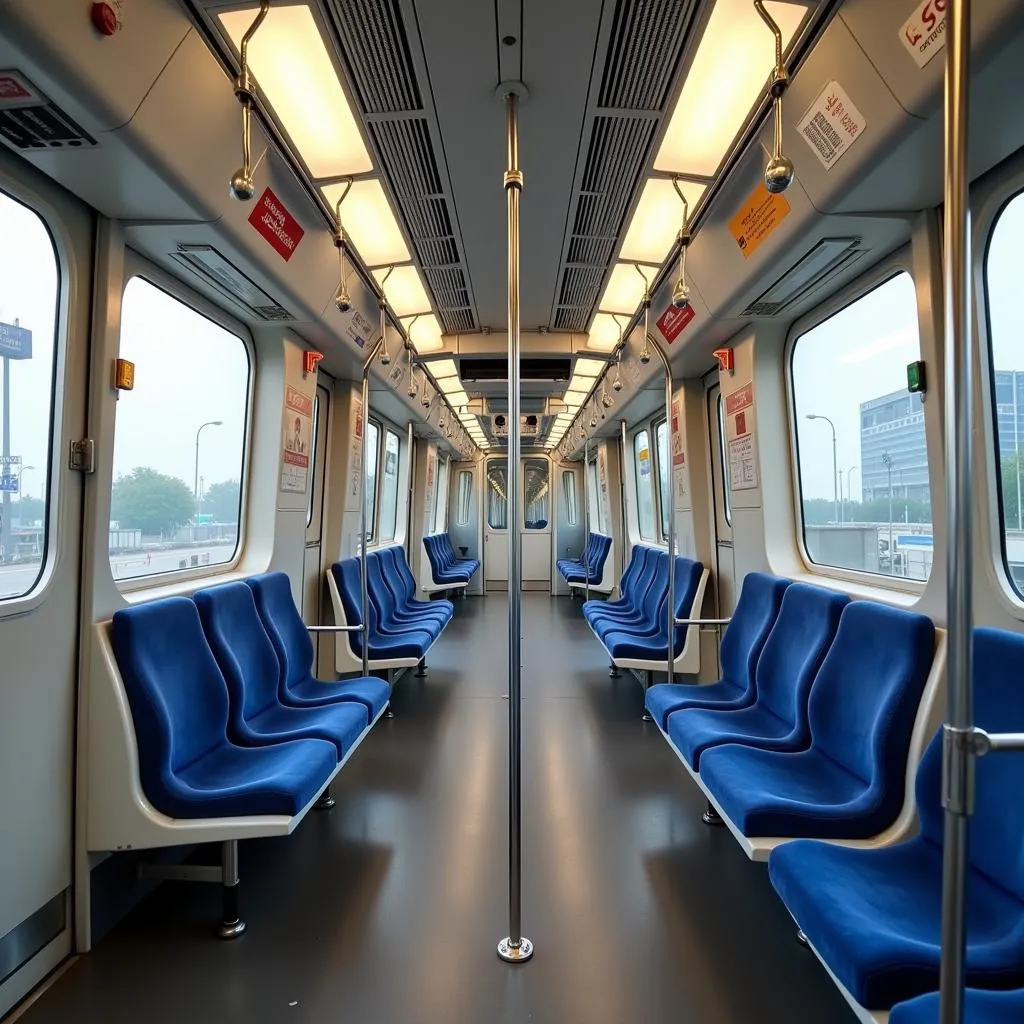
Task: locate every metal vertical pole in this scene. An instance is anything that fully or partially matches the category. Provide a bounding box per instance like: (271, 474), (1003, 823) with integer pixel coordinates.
(651, 343), (675, 688)
(359, 330), (386, 680)
(1013, 370), (1021, 531)
(583, 436), (591, 603)
(1, 354), (10, 563)
(498, 88), (532, 964)
(938, 2), (973, 1022)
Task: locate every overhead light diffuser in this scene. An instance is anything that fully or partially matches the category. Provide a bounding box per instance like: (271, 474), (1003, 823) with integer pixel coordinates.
(373, 265), (432, 317)
(573, 357), (605, 378)
(654, 0), (807, 177)
(429, 358), (459, 380)
(321, 179), (409, 267)
(598, 263), (655, 316)
(587, 313), (622, 352)
(402, 314), (444, 353)
(220, 5), (372, 179)
(620, 178), (707, 264)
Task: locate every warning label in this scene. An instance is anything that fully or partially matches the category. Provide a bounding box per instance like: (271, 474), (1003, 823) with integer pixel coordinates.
(728, 182), (791, 260)
(656, 302), (696, 344)
(900, 0), (947, 69)
(248, 187), (305, 262)
(797, 81), (866, 170)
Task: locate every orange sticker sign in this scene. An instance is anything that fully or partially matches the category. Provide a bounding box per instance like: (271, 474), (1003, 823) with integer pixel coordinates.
(728, 181), (791, 259)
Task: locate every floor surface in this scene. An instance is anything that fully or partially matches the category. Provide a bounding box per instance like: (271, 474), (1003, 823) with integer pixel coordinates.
(14, 594), (855, 1024)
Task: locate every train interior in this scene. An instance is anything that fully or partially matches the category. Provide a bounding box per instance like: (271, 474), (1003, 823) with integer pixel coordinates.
(1, 0), (1023, 1021)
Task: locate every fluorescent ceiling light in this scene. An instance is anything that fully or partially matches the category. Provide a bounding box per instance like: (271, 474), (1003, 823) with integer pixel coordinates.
(598, 263), (656, 316)
(573, 357), (605, 378)
(439, 376), (464, 395)
(620, 178), (707, 264)
(569, 375), (592, 393)
(429, 358), (459, 380)
(401, 314), (444, 353)
(654, 0), (807, 177)
(321, 179), (408, 267)
(373, 265), (432, 317)
(448, 390), (469, 408)
(220, 5), (372, 179)
(564, 389), (589, 403)
(587, 313), (622, 352)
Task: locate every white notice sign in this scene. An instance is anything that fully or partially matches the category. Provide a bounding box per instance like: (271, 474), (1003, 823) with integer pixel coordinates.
(797, 81), (866, 170)
(899, 0), (948, 69)
(728, 435), (758, 492)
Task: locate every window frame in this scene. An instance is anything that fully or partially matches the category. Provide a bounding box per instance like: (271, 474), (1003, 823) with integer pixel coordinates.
(632, 426), (656, 542)
(716, 392), (733, 527)
(654, 417), (670, 541)
(784, 247), (927, 593)
(379, 426), (402, 542)
(433, 452), (449, 534)
(364, 417), (382, 544)
(563, 469), (578, 526)
(114, 252), (255, 593)
(456, 469), (473, 526)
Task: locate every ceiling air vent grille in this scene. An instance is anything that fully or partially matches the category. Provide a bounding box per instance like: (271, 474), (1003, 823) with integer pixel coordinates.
(416, 237), (459, 267)
(441, 308), (474, 333)
(369, 118), (441, 196)
(326, 0), (420, 113)
(170, 245), (293, 322)
(598, 0), (698, 111)
(425, 267), (470, 310)
(554, 307), (590, 332)
(559, 266), (604, 308)
(567, 236), (615, 268)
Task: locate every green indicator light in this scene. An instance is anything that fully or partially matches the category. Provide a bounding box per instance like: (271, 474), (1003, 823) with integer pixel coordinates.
(907, 360), (926, 394)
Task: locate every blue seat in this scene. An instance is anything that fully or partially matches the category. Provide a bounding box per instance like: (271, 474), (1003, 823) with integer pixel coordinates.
(366, 551), (444, 640)
(558, 532), (612, 584)
(597, 551), (669, 645)
(891, 988), (1024, 1023)
(438, 533), (479, 576)
(582, 545), (648, 618)
(195, 582), (369, 760)
(665, 583), (848, 769)
(644, 572), (790, 729)
(110, 597), (337, 819)
(699, 601), (934, 840)
(379, 546), (453, 625)
(768, 627), (1024, 1010)
(423, 534), (471, 585)
(244, 571), (390, 718)
(584, 547), (661, 632)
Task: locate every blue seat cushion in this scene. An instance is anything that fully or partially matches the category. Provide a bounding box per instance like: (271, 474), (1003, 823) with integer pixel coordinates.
(285, 675), (391, 718)
(245, 700), (369, 760)
(891, 988), (1024, 1024)
(769, 838), (1024, 1009)
(174, 738), (338, 818)
(645, 679), (748, 730)
(666, 703), (796, 770)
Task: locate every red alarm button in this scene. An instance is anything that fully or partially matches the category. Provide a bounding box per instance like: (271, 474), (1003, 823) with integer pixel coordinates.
(90, 2), (118, 36)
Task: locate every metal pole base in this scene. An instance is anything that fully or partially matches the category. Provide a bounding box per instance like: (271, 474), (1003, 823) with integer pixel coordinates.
(218, 917), (247, 940)
(497, 936), (534, 963)
(796, 929), (809, 948)
(315, 787), (335, 810)
(702, 802), (724, 826)
(415, 659), (428, 677)
(385, 706), (395, 719)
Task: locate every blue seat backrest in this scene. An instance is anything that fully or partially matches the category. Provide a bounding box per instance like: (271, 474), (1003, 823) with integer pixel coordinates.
(593, 534), (611, 572)
(808, 601), (934, 785)
(382, 546), (412, 601)
(628, 547), (663, 610)
(641, 551), (670, 622)
(619, 545), (648, 597)
(195, 582), (284, 724)
(671, 556), (705, 653)
(365, 550), (395, 619)
(245, 571), (313, 690)
(754, 583), (849, 726)
(916, 627), (1024, 901)
(111, 597), (230, 778)
(333, 558), (364, 626)
(719, 573), (791, 691)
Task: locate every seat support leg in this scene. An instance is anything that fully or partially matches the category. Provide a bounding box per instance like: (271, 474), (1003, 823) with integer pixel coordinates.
(415, 658), (428, 677)
(701, 800), (724, 827)
(218, 840), (246, 940)
(796, 929), (809, 948)
(315, 784), (335, 810)
(609, 661), (621, 678)
(385, 668), (395, 717)
(641, 669), (654, 721)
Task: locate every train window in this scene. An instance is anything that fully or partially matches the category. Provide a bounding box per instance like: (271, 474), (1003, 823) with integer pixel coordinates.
(364, 420), (379, 541)
(110, 278), (249, 582)
(379, 429), (401, 542)
(433, 454), (449, 534)
(656, 419), (670, 538)
(984, 190), (1024, 598)
(633, 429), (655, 541)
(563, 470), (577, 525)
(587, 458), (599, 531)
(306, 393), (320, 528)
(487, 459), (508, 529)
(0, 191), (60, 601)
(456, 470), (472, 525)
(717, 393), (732, 525)
(523, 458), (549, 529)
(791, 271), (932, 581)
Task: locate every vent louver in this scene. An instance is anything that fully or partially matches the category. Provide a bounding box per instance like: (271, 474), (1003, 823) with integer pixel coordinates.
(170, 245), (293, 322)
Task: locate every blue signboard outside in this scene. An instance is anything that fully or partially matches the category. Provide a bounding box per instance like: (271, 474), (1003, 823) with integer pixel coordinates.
(0, 475), (18, 493)
(0, 322), (32, 360)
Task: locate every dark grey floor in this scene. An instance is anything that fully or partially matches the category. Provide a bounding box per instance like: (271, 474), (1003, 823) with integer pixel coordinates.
(16, 594), (855, 1024)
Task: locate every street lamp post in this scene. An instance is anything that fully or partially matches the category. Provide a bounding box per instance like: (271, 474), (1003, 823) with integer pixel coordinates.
(882, 451), (894, 576)
(807, 413), (838, 525)
(17, 464), (35, 499)
(845, 465), (858, 522)
(194, 421), (223, 537)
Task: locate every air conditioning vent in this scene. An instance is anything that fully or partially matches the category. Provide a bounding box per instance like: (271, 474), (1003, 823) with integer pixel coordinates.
(170, 245), (293, 321)
(0, 72), (96, 150)
(554, 307), (589, 332)
(461, 358), (572, 383)
(739, 238), (865, 317)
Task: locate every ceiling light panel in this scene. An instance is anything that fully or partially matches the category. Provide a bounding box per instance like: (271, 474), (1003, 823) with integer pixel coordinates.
(401, 314), (444, 353)
(573, 357), (606, 378)
(220, 5), (372, 179)
(373, 265), (433, 317)
(620, 178), (707, 264)
(654, 0), (808, 177)
(321, 179), (409, 267)
(598, 263), (655, 315)
(429, 358), (459, 380)
(587, 313), (622, 352)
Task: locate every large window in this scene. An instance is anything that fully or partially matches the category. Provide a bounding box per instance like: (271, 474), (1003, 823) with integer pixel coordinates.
(487, 459), (508, 529)
(791, 271), (931, 581)
(379, 428), (400, 542)
(433, 454), (449, 534)
(985, 190), (1024, 597)
(523, 458), (549, 529)
(563, 470), (578, 525)
(456, 469), (472, 525)
(364, 420), (379, 541)
(110, 277), (249, 581)
(0, 191), (60, 601)
(633, 429), (655, 540)
(717, 393), (732, 526)
(656, 419), (670, 538)
(587, 458), (600, 532)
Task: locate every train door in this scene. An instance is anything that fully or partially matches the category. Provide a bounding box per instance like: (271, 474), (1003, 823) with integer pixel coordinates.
(707, 382), (736, 621)
(484, 456), (508, 589)
(521, 456), (551, 590)
(302, 380), (331, 675)
(0, 176), (89, 1013)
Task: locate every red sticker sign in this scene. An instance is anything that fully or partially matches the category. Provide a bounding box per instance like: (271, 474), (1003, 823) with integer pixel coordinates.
(725, 383), (753, 417)
(656, 303), (696, 344)
(248, 187), (304, 261)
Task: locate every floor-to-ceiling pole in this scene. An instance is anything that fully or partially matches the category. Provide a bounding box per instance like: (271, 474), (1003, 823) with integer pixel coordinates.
(360, 330), (387, 681)
(583, 437), (591, 604)
(938, 1), (973, 1021)
(498, 88), (532, 964)
(651, 342), (676, 689)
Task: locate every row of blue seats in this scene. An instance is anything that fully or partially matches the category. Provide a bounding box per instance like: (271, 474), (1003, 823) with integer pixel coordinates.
(422, 533), (479, 589)
(331, 545), (454, 663)
(583, 545), (705, 667)
(556, 531), (611, 586)
(112, 571), (390, 821)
